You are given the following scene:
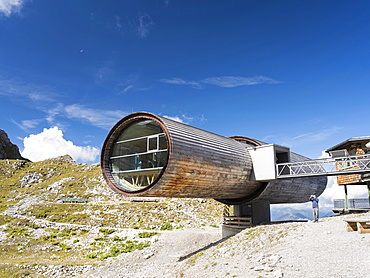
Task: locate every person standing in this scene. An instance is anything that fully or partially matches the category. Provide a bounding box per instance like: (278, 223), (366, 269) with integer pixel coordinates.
(309, 194), (319, 222)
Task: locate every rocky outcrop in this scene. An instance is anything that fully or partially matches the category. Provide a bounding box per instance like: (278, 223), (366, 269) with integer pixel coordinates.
(0, 129), (29, 161)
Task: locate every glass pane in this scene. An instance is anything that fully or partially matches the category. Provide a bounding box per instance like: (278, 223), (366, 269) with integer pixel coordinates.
(157, 151), (167, 167)
(111, 151), (168, 172)
(112, 138), (147, 157)
(159, 134), (167, 150)
(117, 119), (163, 141)
(111, 155), (143, 172)
(149, 136), (157, 151)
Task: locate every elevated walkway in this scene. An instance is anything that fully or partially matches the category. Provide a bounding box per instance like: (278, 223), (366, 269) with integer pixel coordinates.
(276, 153), (370, 179)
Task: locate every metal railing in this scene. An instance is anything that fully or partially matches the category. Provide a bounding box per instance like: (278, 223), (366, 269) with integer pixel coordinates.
(333, 198), (370, 209)
(276, 154), (370, 178)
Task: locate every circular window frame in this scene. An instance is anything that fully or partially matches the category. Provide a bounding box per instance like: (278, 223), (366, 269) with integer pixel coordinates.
(101, 113), (171, 196)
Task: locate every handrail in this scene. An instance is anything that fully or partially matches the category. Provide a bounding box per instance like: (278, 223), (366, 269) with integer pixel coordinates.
(276, 154), (370, 178)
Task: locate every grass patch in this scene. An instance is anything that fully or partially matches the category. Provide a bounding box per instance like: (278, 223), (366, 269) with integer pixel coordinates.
(86, 252), (97, 259)
(58, 228), (77, 239)
(100, 241), (151, 260)
(160, 222), (173, 231)
(99, 228), (115, 236)
(0, 264), (34, 278)
(138, 231), (158, 238)
(4, 227), (29, 238)
(94, 237), (108, 242)
(0, 215), (13, 226)
(188, 251), (204, 265)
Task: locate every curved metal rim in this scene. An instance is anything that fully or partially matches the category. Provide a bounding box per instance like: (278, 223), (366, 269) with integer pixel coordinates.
(215, 182), (269, 205)
(101, 112), (171, 196)
(229, 136), (262, 147)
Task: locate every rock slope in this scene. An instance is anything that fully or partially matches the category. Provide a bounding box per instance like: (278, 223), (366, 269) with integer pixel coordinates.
(1, 156), (369, 278)
(0, 130), (28, 160)
(0, 156), (223, 277)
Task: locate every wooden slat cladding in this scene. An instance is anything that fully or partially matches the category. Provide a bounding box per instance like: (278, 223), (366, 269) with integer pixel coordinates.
(143, 115), (260, 199)
(101, 112), (327, 204)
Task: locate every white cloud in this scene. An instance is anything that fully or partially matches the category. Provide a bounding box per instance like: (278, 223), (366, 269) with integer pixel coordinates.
(163, 114), (202, 124)
(0, 77), (126, 131)
(96, 64), (114, 81)
(160, 78), (203, 89)
(162, 115), (184, 123)
(119, 85), (133, 94)
(319, 150), (330, 159)
(21, 127), (99, 162)
(261, 135), (276, 143)
(319, 176), (369, 208)
(45, 103), (64, 125)
(278, 127), (343, 150)
(317, 176), (344, 208)
(0, 77), (57, 102)
(12, 118), (42, 132)
(64, 104), (125, 130)
(0, 0), (24, 16)
(114, 15), (122, 29)
(160, 75), (280, 89)
(202, 75), (280, 87)
(136, 12), (153, 38)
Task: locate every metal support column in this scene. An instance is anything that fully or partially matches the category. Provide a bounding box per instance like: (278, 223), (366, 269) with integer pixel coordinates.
(251, 201), (271, 225)
(344, 184), (349, 209)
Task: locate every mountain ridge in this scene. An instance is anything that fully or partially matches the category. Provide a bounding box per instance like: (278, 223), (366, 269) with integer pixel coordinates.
(0, 129), (29, 161)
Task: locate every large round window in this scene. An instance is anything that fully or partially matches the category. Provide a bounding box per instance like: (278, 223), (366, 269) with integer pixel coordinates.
(109, 118), (168, 192)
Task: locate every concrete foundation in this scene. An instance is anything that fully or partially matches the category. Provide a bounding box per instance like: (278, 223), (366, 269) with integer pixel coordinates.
(222, 201), (271, 238)
(222, 225), (246, 238)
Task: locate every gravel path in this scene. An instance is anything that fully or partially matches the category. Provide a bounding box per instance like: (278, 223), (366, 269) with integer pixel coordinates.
(82, 213), (370, 278)
(270, 214), (370, 278)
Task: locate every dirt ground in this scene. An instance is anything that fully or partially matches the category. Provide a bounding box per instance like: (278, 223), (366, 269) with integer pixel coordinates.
(82, 212), (370, 278)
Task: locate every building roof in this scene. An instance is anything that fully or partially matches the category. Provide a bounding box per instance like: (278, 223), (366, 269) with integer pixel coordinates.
(326, 136), (370, 152)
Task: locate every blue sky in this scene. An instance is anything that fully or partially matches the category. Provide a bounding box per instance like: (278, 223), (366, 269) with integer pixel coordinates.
(0, 1), (369, 177)
(1, 0), (370, 207)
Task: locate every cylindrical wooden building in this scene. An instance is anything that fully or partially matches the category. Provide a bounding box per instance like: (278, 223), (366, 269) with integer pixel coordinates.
(101, 112), (326, 205)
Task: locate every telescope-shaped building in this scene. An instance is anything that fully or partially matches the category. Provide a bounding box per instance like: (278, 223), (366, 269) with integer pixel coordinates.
(101, 112), (327, 226)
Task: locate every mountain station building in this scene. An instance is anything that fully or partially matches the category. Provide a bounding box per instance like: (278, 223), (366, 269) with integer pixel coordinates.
(326, 136), (370, 211)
